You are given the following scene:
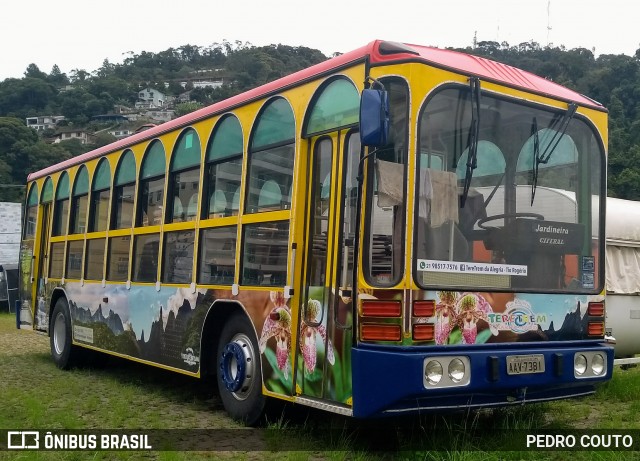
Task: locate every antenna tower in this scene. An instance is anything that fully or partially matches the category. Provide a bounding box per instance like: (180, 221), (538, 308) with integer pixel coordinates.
(547, 0), (552, 46)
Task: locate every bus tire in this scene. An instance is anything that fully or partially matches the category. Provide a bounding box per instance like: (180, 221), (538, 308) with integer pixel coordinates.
(216, 313), (265, 425)
(50, 297), (80, 370)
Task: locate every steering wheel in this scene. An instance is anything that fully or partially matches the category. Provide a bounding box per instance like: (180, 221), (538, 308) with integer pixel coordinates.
(477, 212), (544, 230)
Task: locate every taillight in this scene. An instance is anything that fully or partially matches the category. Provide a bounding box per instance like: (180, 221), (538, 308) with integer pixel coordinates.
(360, 324), (401, 341)
(413, 324), (435, 341)
(413, 300), (435, 317)
(588, 322), (605, 336)
(588, 301), (604, 317)
(361, 300), (401, 317)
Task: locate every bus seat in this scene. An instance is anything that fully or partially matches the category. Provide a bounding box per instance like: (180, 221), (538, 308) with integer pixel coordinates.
(258, 180), (282, 209)
(209, 190), (227, 217)
(186, 195), (198, 220)
(230, 187), (241, 215)
(172, 201), (184, 222)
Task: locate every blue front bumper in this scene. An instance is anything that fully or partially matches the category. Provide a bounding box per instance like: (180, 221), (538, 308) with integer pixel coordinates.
(351, 342), (614, 418)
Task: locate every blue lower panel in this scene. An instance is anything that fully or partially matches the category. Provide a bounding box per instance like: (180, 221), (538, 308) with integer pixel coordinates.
(351, 343), (614, 418)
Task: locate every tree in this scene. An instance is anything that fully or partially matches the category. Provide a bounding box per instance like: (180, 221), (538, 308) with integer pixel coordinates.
(69, 69), (90, 83)
(0, 78), (56, 118)
(174, 102), (203, 117)
(94, 59), (116, 79)
(87, 77), (134, 104)
(24, 64), (48, 81)
(91, 132), (117, 148)
(48, 64), (69, 87)
(0, 117), (71, 201)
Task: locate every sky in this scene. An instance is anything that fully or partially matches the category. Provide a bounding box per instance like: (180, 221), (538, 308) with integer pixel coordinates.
(1, 0), (639, 81)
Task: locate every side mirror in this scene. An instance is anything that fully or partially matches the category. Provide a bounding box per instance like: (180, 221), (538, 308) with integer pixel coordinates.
(360, 88), (389, 147)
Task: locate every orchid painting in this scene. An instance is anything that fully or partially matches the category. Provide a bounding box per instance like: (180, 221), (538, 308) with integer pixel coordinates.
(456, 293), (492, 344)
(300, 298), (335, 374)
(434, 291), (495, 345)
(259, 291), (292, 379)
(435, 291), (457, 345)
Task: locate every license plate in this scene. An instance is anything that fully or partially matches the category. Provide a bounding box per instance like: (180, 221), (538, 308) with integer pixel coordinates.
(506, 354), (545, 375)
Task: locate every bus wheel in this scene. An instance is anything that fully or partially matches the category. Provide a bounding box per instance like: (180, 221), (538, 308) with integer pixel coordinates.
(216, 313), (265, 425)
(50, 297), (80, 369)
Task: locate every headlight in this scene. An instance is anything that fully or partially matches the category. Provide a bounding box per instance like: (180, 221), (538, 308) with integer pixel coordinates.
(423, 356), (470, 388)
(574, 354), (587, 375)
(591, 353), (605, 375)
(448, 358), (466, 383)
(574, 351), (608, 379)
(425, 360), (443, 385)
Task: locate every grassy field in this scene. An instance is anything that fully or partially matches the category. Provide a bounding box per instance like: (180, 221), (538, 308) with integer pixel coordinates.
(1, 312), (640, 460)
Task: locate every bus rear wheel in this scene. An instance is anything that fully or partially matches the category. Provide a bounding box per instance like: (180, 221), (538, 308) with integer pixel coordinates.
(50, 297), (81, 369)
(216, 313), (265, 425)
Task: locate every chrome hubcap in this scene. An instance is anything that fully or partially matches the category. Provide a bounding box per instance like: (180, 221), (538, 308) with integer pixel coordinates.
(53, 312), (66, 355)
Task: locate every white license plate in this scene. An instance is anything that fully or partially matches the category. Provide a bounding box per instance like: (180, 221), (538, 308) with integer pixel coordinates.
(506, 354), (545, 375)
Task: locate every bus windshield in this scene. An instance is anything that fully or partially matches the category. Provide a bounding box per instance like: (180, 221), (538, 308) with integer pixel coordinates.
(414, 86), (604, 293)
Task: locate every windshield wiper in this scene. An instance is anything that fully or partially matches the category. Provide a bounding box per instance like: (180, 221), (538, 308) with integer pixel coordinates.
(531, 102), (578, 204)
(461, 77), (481, 208)
(530, 117), (540, 205)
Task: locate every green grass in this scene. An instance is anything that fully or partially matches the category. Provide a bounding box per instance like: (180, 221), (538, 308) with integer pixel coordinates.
(1, 312), (640, 460)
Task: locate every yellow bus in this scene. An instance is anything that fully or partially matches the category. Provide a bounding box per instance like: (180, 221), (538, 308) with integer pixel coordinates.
(19, 40), (613, 424)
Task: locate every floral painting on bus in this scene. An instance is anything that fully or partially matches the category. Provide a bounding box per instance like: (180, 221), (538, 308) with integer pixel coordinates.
(260, 288), (353, 405)
(59, 283), (301, 397)
(419, 290), (603, 345)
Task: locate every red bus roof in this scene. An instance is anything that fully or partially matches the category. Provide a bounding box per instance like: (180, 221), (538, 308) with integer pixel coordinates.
(29, 40), (604, 181)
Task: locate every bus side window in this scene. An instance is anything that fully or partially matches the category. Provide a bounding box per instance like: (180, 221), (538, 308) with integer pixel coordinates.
(204, 115), (243, 219)
(162, 230), (194, 284)
(133, 235), (159, 283)
(198, 226), (237, 285)
(138, 141), (166, 227)
(364, 77), (409, 286)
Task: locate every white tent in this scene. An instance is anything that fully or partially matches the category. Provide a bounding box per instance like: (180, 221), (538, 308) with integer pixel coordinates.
(603, 197), (640, 357)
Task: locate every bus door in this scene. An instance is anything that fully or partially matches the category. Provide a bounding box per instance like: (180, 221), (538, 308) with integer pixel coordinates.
(34, 202), (51, 331)
(296, 130), (359, 404)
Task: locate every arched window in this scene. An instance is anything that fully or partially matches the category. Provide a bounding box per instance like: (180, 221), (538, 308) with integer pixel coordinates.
(204, 115), (243, 218)
(137, 140), (166, 226)
(23, 183), (39, 238)
(161, 128), (200, 284)
(89, 158), (111, 232)
(167, 128), (201, 223)
(303, 78), (359, 136)
(70, 166), (89, 234)
(111, 150), (136, 230)
(41, 177), (53, 203)
(246, 98), (295, 213)
(241, 98), (294, 287)
(53, 172), (69, 236)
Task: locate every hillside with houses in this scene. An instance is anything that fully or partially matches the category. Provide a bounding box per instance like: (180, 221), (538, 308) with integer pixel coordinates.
(1, 40), (640, 202)
(0, 42), (329, 201)
(25, 85), (193, 145)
